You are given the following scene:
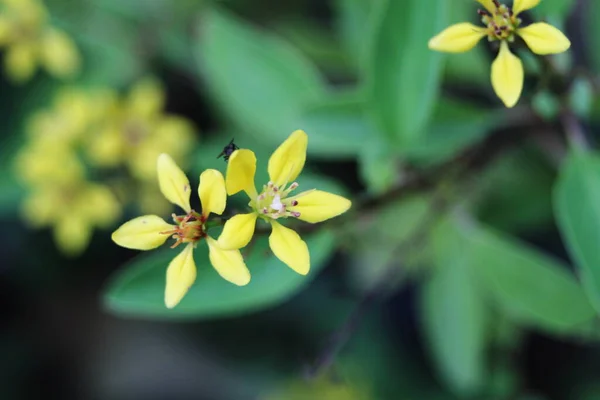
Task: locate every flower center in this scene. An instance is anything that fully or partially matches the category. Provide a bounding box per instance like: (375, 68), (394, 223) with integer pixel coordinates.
(254, 181), (301, 220)
(161, 211), (206, 248)
(123, 119), (149, 145)
(478, 0), (521, 41)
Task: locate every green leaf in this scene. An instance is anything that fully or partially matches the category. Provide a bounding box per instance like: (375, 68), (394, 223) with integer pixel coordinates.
(533, 0), (575, 19)
(357, 139), (399, 194)
(406, 98), (497, 165)
(421, 219), (488, 396)
(195, 7), (324, 146)
(470, 227), (597, 333)
(333, 0), (377, 69)
(349, 196), (431, 291)
(366, 0), (448, 147)
(476, 147), (555, 234)
(554, 150), (600, 314)
(298, 91), (376, 159)
(104, 231), (336, 319)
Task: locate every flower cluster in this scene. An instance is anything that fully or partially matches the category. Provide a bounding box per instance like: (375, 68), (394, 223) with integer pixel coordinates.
(111, 131), (352, 308)
(15, 80), (197, 256)
(429, 0), (570, 107)
(0, 0), (80, 82)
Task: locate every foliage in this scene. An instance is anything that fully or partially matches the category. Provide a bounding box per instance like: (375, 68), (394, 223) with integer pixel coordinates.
(3, 0), (600, 398)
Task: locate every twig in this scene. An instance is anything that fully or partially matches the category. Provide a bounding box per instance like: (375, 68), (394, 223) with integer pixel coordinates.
(305, 193), (447, 379)
(560, 107), (590, 151)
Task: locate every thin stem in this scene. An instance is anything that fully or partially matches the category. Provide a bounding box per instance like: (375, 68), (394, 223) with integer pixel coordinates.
(305, 193), (447, 379)
(560, 108), (589, 152)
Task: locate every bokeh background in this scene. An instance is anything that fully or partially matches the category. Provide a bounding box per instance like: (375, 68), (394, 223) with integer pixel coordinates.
(2, 0), (600, 399)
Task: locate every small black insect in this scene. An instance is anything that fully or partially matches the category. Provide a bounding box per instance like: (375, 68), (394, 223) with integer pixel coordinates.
(217, 138), (239, 162)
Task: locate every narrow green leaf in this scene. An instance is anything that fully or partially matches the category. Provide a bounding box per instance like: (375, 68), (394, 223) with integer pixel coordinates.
(298, 91), (375, 159)
(357, 140), (399, 194)
(554, 151), (600, 314)
(366, 0), (448, 147)
(349, 196), (431, 291)
(104, 231), (335, 319)
(406, 98), (496, 165)
(533, 0), (575, 19)
(421, 220), (488, 396)
(476, 147), (555, 234)
(195, 7), (324, 146)
(334, 0), (377, 69)
(470, 227), (597, 332)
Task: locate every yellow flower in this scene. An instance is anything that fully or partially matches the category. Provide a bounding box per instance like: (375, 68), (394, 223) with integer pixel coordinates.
(26, 88), (96, 147)
(85, 78), (196, 182)
(428, 0), (570, 107)
(111, 153), (250, 309)
(22, 177), (121, 256)
(15, 140), (85, 186)
(0, 0), (80, 82)
(218, 130), (351, 275)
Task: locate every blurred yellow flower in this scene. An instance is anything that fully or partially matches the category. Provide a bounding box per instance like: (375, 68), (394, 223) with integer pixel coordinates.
(21, 174), (121, 256)
(85, 78), (196, 183)
(26, 88), (99, 147)
(111, 154), (250, 309)
(218, 130), (351, 275)
(15, 140), (84, 186)
(263, 375), (369, 400)
(0, 0), (80, 82)
(428, 0), (570, 107)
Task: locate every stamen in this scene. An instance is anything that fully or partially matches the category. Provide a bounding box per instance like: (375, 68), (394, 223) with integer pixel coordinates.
(291, 200), (298, 206)
(291, 212), (300, 218)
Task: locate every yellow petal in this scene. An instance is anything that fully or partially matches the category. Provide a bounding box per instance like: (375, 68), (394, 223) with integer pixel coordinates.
(157, 153), (192, 213)
(21, 189), (59, 227)
(428, 23), (486, 53)
(226, 149), (257, 197)
(54, 215), (92, 257)
(0, 16), (14, 46)
(218, 213), (257, 250)
(269, 221), (310, 275)
(128, 77), (165, 118)
(80, 184), (121, 228)
(206, 236), (251, 286)
(40, 28), (80, 78)
(290, 190), (351, 224)
(517, 23), (571, 55)
(475, 0), (496, 13)
(512, 0), (540, 15)
(111, 215), (174, 250)
(268, 130), (308, 188)
(4, 41), (37, 83)
(198, 169), (226, 217)
(491, 41), (524, 108)
(165, 244), (197, 308)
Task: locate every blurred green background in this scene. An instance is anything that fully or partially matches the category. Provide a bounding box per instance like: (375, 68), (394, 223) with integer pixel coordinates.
(3, 0), (600, 398)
